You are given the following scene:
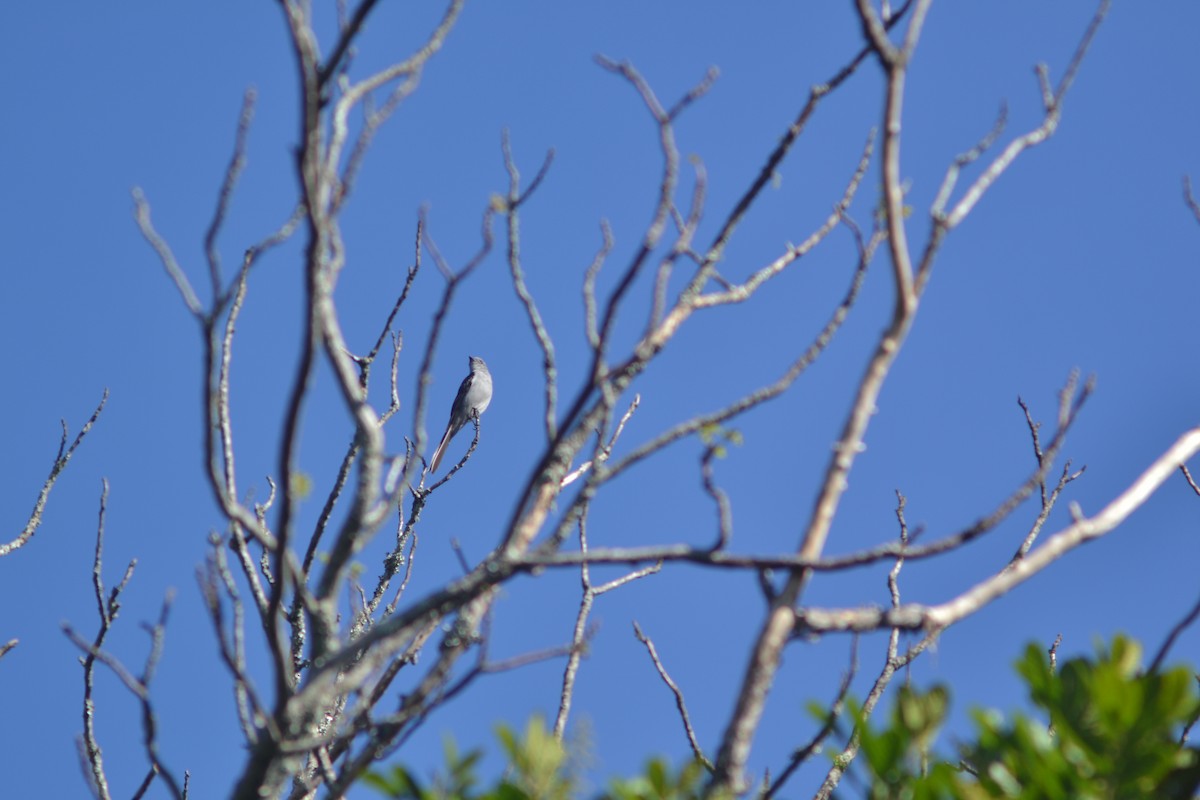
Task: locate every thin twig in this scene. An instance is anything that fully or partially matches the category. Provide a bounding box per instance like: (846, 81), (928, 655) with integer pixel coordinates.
(796, 427), (1200, 634)
(633, 621), (713, 770)
(763, 636), (859, 799)
(67, 489), (184, 800)
(554, 512), (660, 738)
(2, 390), (108, 557)
(1148, 591), (1200, 674)
(1184, 176), (1200, 226)
(1180, 464), (1200, 496)
(204, 89), (257, 302)
(501, 130), (559, 443)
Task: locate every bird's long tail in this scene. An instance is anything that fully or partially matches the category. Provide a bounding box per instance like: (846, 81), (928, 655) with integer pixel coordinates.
(429, 423), (455, 473)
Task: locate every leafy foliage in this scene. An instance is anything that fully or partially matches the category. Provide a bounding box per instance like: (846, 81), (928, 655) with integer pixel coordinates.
(366, 636), (1200, 799)
(364, 717), (578, 800)
(850, 685), (961, 799)
(364, 715), (718, 800)
(845, 635), (1200, 799)
(605, 758), (720, 800)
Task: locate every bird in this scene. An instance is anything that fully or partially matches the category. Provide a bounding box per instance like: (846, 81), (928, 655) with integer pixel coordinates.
(429, 356), (493, 473)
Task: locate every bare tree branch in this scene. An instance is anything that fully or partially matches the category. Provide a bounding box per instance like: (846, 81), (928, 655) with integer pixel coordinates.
(67, 485), (184, 800)
(108, 1), (1167, 797)
(2, 390), (108, 558)
(813, 499), (937, 798)
(605, 205), (878, 483)
(519, 374), (1089, 578)
(1185, 176), (1200, 226)
(1182, 464), (1200, 496)
(710, 3), (1112, 789)
(796, 427), (1200, 635)
(633, 621), (713, 771)
(205, 88), (257, 301)
(1148, 590), (1200, 675)
(929, 0), (1113, 233)
(555, 512), (660, 738)
(502, 130), (559, 442)
(560, 394), (640, 488)
(763, 636), (859, 799)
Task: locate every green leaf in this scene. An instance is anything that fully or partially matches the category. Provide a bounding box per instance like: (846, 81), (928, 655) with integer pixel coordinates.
(290, 471), (313, 500)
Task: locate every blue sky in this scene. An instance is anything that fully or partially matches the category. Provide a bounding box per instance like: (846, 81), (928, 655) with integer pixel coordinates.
(2, 2), (1199, 798)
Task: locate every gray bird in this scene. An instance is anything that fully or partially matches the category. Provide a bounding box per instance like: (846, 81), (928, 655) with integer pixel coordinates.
(429, 356), (493, 473)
